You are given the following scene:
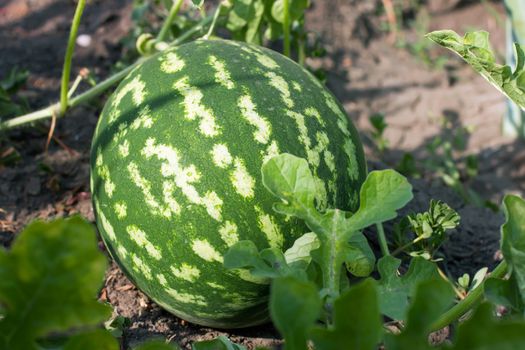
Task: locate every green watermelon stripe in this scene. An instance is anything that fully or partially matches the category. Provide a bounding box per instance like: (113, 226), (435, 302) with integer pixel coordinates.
(227, 40), (280, 69)
(131, 253), (153, 280)
(96, 203), (116, 241)
(127, 161), (173, 217)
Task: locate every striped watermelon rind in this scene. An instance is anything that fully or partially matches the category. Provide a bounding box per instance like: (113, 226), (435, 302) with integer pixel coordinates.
(90, 39), (366, 328)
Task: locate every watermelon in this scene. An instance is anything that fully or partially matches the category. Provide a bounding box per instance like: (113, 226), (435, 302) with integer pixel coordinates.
(90, 39), (366, 328)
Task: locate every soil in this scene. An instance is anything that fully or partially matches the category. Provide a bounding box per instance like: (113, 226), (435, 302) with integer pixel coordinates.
(0, 0), (523, 348)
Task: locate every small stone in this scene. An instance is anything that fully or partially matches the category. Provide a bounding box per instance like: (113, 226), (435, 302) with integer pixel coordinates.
(76, 34), (92, 47)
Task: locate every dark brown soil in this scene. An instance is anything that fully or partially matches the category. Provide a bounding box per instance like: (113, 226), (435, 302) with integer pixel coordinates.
(0, 0), (523, 348)
(102, 264), (282, 349)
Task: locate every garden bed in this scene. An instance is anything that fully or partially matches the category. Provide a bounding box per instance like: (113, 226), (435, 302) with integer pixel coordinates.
(1, 0), (523, 348)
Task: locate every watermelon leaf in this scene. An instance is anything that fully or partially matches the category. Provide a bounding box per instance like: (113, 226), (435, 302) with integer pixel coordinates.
(283, 232), (319, 269)
(447, 303), (525, 349)
(271, 0), (309, 23)
(344, 232), (375, 277)
(262, 154), (414, 299)
(270, 276), (322, 350)
(485, 276), (525, 315)
(63, 329), (119, 350)
(104, 314), (130, 339)
(0, 216), (112, 350)
(384, 278), (455, 350)
(427, 30), (525, 111)
(245, 0), (265, 44)
(262, 153), (317, 217)
(487, 194), (525, 315)
(376, 256), (440, 321)
(192, 336), (246, 350)
(347, 169), (413, 232)
(134, 340), (181, 349)
(226, 0), (257, 31)
(224, 240), (307, 281)
(225, 0), (266, 44)
(404, 200), (460, 259)
(309, 279), (383, 350)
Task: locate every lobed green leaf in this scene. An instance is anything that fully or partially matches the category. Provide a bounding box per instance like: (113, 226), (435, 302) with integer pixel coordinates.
(427, 30), (525, 111)
(347, 170), (413, 231)
(271, 0), (309, 23)
(493, 194), (525, 315)
(376, 256), (440, 321)
(261, 153), (317, 217)
(384, 278), (455, 350)
(485, 276), (524, 315)
(448, 303), (525, 349)
(63, 329), (119, 350)
(134, 340), (181, 350)
(0, 216), (111, 350)
(310, 279), (382, 350)
(344, 232), (375, 277)
(262, 154), (412, 296)
(270, 277), (321, 350)
(192, 336), (246, 350)
(224, 240), (307, 281)
(226, 0), (258, 31)
(283, 232), (319, 269)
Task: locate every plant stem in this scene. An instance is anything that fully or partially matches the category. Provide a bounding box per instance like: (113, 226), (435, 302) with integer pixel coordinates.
(67, 74), (83, 98)
(60, 0), (86, 116)
(1, 16), (212, 130)
(2, 60), (141, 129)
(429, 260), (508, 332)
(391, 235), (424, 256)
(324, 241), (341, 300)
(156, 0), (185, 42)
(376, 223), (390, 256)
(319, 227), (343, 328)
(301, 210), (345, 327)
(437, 267), (465, 300)
(283, 0), (291, 57)
(298, 36), (306, 66)
(203, 2), (223, 40)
